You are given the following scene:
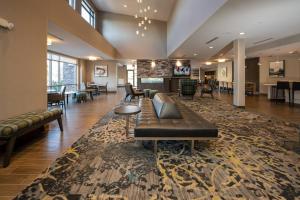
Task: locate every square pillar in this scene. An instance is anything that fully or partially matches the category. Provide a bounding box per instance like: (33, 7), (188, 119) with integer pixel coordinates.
(233, 39), (246, 107)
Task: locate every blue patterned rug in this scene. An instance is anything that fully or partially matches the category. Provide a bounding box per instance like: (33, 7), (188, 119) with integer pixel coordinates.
(15, 96), (300, 199)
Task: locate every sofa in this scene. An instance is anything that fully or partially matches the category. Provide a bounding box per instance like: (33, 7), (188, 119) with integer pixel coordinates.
(134, 93), (218, 153)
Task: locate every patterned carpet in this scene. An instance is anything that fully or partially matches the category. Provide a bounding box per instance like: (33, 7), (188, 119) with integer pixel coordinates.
(16, 96), (300, 200)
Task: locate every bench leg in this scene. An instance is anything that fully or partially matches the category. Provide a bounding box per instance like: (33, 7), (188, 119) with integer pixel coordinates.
(191, 140), (195, 155)
(3, 136), (16, 168)
(57, 117), (63, 132)
(154, 140), (158, 154)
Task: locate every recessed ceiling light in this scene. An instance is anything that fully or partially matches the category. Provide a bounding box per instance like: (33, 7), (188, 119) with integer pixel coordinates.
(209, 46), (214, 49)
(206, 62), (212, 65)
(123, 4), (127, 8)
(218, 58), (226, 63)
(154, 9), (158, 13)
(194, 53), (198, 56)
(88, 56), (98, 61)
(47, 38), (52, 46)
(240, 32), (245, 35)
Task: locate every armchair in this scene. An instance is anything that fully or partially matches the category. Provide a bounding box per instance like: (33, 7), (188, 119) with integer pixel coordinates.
(201, 79), (216, 98)
(179, 79), (198, 98)
(48, 86), (66, 110)
(124, 83), (144, 101)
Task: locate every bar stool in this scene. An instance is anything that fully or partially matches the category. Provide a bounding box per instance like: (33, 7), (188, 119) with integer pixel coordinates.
(227, 82), (233, 94)
(292, 82), (300, 106)
(276, 81), (290, 104)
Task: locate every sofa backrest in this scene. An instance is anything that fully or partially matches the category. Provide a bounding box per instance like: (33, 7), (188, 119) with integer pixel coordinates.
(152, 93), (182, 119)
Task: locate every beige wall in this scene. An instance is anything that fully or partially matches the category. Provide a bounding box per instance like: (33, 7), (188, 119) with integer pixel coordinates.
(86, 60), (118, 92)
(259, 55), (300, 93)
(0, 0), (116, 120)
(0, 0), (47, 120)
(78, 59), (87, 87)
(47, 0), (117, 59)
(99, 12), (167, 59)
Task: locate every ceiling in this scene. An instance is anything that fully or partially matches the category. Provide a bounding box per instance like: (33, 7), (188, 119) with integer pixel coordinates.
(169, 0), (300, 62)
(247, 42), (300, 58)
(92, 0), (176, 21)
(48, 22), (110, 60)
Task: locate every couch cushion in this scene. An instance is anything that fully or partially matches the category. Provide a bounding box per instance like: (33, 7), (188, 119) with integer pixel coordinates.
(135, 95), (218, 138)
(0, 108), (62, 138)
(152, 93), (182, 119)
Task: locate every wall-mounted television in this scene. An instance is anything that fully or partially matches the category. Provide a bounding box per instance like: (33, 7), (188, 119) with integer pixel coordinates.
(173, 66), (191, 76)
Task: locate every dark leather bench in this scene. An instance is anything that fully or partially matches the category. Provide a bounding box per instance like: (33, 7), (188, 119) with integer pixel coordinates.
(0, 108), (63, 167)
(134, 93), (218, 153)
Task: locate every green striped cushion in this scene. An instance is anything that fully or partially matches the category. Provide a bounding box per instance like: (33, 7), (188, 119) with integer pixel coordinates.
(0, 108), (62, 138)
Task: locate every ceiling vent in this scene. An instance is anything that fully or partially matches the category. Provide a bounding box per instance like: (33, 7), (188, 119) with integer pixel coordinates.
(206, 37), (219, 44)
(253, 38), (273, 45)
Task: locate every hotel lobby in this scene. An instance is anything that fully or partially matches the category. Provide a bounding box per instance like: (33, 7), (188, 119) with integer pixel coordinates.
(0, 0), (300, 199)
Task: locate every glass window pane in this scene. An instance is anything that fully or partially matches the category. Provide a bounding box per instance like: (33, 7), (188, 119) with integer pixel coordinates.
(60, 55), (77, 64)
(81, 8), (90, 23)
(51, 61), (59, 84)
(127, 70), (134, 85)
(47, 52), (78, 92)
(81, 0), (95, 28)
(68, 0), (76, 9)
(52, 54), (59, 61)
(47, 60), (50, 85)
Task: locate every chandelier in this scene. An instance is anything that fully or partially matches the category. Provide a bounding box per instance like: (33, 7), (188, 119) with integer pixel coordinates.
(134, 0), (157, 37)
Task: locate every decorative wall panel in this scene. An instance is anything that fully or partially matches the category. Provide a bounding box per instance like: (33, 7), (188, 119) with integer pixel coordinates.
(137, 59), (190, 78)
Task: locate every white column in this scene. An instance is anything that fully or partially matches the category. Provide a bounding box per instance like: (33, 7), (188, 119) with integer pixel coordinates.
(233, 39), (246, 107)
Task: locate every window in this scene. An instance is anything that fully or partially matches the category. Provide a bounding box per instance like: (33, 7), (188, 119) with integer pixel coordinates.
(47, 53), (78, 92)
(127, 64), (137, 87)
(81, 0), (95, 28)
(68, 0), (76, 9)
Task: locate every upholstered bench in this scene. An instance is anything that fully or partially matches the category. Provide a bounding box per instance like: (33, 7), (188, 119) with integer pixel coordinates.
(0, 108), (63, 167)
(134, 93), (218, 153)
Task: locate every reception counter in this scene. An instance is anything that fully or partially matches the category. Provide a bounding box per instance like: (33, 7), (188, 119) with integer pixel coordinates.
(264, 82), (300, 104)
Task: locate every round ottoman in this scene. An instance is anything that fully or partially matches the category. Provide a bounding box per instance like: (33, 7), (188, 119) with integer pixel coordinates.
(76, 92), (87, 103)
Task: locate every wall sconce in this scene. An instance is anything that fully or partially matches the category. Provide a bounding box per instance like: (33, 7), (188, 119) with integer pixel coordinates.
(176, 60), (182, 67)
(151, 61), (156, 68)
(0, 17), (14, 30)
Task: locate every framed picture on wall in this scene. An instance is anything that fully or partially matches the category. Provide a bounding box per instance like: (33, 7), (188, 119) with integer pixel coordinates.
(95, 65), (108, 77)
(269, 60), (285, 77)
(221, 66), (227, 78)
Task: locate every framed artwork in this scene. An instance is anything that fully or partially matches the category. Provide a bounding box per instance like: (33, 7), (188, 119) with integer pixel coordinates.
(269, 60), (285, 77)
(95, 65), (108, 77)
(221, 66), (227, 78)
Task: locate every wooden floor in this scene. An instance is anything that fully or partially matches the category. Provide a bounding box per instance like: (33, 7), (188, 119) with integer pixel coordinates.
(217, 92), (300, 124)
(0, 89), (300, 199)
(0, 90), (125, 200)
